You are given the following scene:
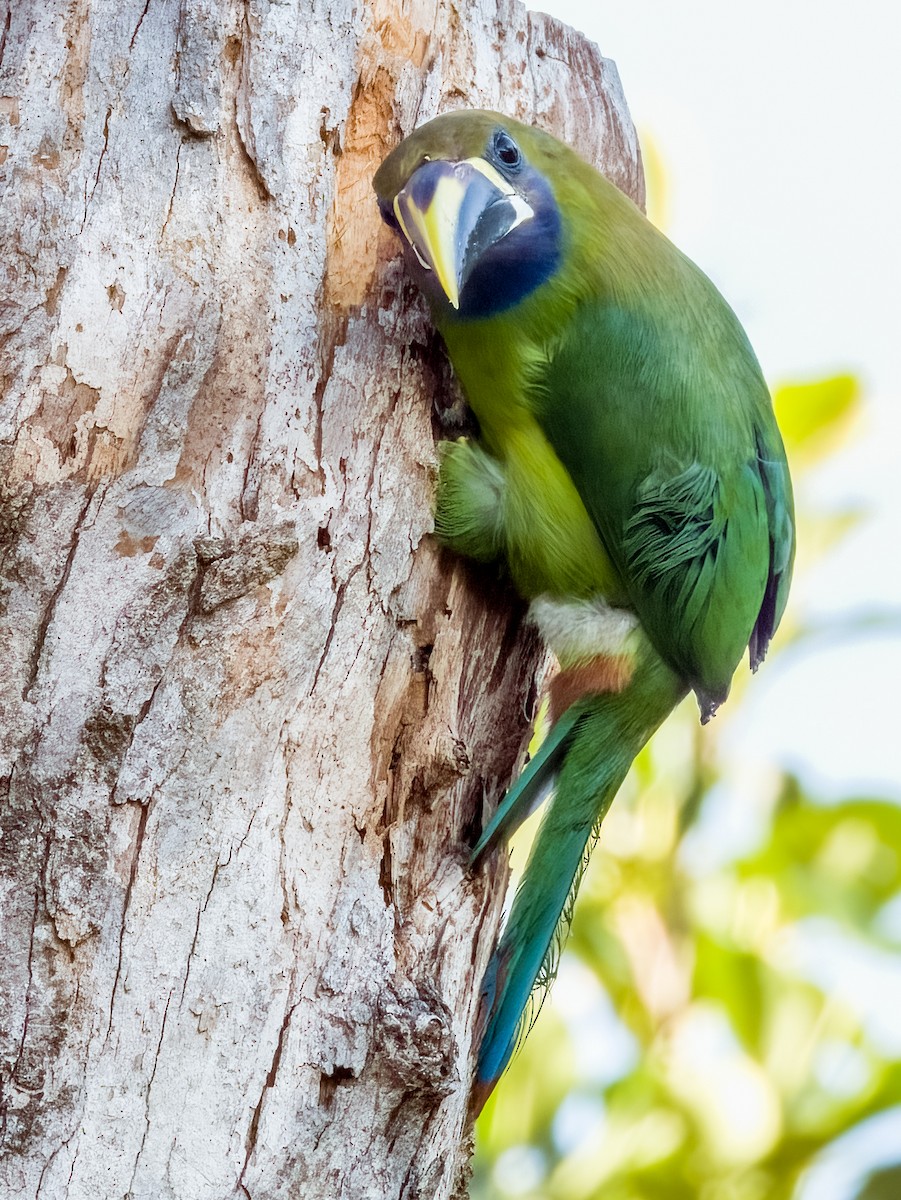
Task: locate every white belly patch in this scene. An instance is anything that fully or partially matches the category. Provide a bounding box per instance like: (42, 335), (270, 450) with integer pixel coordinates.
(529, 595), (640, 665)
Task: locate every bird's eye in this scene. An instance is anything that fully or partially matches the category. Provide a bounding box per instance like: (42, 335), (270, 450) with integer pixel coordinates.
(492, 130), (522, 170)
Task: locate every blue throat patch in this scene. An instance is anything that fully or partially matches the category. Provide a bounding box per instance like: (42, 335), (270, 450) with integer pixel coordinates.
(458, 172), (562, 319)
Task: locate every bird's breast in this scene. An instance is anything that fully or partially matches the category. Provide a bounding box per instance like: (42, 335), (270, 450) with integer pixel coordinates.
(496, 422), (624, 603)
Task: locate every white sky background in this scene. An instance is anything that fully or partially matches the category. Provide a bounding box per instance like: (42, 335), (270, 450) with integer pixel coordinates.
(536, 0), (901, 799)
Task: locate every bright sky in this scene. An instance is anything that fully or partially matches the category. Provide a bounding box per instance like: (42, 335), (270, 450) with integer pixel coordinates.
(538, 0), (901, 800)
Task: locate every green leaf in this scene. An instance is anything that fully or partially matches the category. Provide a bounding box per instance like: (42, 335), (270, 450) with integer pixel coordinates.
(855, 1162), (901, 1200)
(773, 374), (861, 464)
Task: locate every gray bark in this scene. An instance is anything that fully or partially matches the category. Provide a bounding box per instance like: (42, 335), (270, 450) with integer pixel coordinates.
(0, 1), (642, 1196)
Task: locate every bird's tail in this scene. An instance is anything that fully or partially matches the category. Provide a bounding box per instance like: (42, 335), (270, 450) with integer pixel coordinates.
(472, 643), (684, 1113)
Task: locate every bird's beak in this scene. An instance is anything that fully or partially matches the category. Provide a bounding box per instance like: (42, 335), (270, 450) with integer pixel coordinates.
(392, 158), (534, 310)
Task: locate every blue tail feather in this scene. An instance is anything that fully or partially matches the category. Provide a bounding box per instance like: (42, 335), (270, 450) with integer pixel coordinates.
(470, 699), (589, 864)
(472, 656), (685, 1109)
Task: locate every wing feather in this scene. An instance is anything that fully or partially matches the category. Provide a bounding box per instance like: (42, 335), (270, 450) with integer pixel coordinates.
(533, 295), (793, 712)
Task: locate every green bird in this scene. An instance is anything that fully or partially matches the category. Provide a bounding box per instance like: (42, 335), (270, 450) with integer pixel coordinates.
(373, 110), (794, 1111)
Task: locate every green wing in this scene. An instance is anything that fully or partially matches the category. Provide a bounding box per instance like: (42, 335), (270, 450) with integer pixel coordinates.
(534, 291), (794, 717)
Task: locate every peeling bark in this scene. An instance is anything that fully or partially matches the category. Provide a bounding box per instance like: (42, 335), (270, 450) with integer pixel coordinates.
(0, 1), (642, 1196)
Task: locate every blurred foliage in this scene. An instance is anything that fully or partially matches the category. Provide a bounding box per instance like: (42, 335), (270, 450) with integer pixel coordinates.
(773, 376), (866, 589)
(774, 375), (861, 466)
(856, 1164), (901, 1200)
(472, 375), (901, 1199)
(638, 130), (670, 231)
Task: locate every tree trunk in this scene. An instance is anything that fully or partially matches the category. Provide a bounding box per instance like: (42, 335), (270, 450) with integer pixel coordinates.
(0, 2), (642, 1196)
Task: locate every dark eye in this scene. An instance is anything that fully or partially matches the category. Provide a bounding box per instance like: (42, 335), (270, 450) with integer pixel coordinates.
(492, 130), (522, 170)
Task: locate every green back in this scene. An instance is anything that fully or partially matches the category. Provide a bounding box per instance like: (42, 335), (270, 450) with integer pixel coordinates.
(535, 277), (794, 713)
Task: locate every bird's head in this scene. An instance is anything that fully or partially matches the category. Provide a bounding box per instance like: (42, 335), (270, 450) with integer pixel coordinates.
(373, 110), (565, 321)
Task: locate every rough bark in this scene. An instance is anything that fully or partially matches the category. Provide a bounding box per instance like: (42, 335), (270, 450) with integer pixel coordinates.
(0, 1), (642, 1197)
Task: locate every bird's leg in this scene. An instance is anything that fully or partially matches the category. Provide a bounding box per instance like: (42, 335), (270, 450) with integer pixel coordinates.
(433, 438), (507, 563)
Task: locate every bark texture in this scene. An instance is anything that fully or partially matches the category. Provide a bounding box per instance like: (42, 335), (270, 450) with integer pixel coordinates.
(0, 2), (642, 1197)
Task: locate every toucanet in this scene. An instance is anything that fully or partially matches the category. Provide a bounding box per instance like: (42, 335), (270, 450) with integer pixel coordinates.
(373, 109), (794, 1112)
